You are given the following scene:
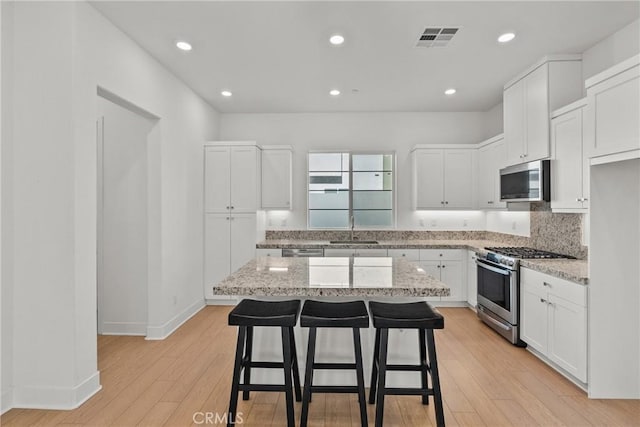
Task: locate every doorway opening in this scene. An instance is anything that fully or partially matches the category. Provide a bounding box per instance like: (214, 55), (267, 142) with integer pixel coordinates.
(96, 89), (159, 336)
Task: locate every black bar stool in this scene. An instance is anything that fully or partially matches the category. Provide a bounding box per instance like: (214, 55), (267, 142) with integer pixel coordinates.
(227, 299), (302, 427)
(299, 300), (369, 427)
(368, 301), (445, 427)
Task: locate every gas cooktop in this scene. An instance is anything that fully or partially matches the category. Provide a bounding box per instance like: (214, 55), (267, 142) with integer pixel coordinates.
(485, 247), (575, 259)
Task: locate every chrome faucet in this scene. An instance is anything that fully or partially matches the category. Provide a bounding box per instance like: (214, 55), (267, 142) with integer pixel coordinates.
(350, 215), (355, 241)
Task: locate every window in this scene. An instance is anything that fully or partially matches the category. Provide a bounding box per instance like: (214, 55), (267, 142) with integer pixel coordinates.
(308, 152), (394, 229)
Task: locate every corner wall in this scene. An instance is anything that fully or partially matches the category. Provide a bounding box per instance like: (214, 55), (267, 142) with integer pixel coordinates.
(1, 1), (219, 411)
(582, 19), (640, 81)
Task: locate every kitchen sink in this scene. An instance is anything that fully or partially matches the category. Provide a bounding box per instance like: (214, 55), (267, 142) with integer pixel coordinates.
(329, 240), (379, 244)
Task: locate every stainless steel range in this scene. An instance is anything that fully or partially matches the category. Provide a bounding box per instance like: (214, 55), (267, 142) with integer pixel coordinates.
(476, 247), (573, 346)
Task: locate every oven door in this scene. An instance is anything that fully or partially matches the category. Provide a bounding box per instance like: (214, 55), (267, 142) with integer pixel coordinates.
(476, 259), (518, 325)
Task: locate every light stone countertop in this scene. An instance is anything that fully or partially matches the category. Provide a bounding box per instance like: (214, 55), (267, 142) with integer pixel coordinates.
(256, 239), (589, 285)
(213, 256), (450, 297)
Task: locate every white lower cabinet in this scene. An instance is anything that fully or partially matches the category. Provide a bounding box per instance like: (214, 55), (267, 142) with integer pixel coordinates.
(466, 251), (478, 307)
(418, 249), (465, 303)
(324, 248), (388, 257)
(204, 213), (257, 301)
(256, 248), (282, 257)
(520, 267), (587, 383)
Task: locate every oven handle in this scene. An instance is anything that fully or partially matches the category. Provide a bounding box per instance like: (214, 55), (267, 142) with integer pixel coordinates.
(476, 259), (511, 276)
(478, 307), (512, 331)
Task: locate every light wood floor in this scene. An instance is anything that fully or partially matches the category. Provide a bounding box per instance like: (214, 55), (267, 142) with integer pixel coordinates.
(2, 306), (639, 426)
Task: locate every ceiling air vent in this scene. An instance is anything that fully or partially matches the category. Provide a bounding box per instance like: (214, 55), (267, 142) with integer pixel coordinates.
(416, 27), (460, 48)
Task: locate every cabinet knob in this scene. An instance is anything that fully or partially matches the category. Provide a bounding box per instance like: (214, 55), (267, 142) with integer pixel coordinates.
(226, 217), (230, 220)
(543, 282), (551, 287)
(230, 206), (234, 209)
(442, 265), (446, 268)
(582, 198), (588, 202)
(226, 206), (230, 210)
(445, 201), (449, 205)
(437, 265), (441, 268)
(487, 201), (494, 204)
(441, 201), (445, 205)
(523, 154), (528, 158)
(540, 298), (547, 304)
(576, 198), (582, 202)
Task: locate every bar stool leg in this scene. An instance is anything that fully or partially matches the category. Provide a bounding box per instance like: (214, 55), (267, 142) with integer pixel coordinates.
(281, 327), (295, 427)
(374, 328), (389, 427)
(289, 327), (302, 402)
(368, 328), (381, 404)
(242, 326), (253, 401)
(352, 328), (368, 427)
(427, 329), (445, 427)
(228, 326), (246, 427)
(419, 328), (429, 405)
(300, 327), (317, 427)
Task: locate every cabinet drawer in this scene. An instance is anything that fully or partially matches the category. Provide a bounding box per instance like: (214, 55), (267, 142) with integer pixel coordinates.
(419, 249), (463, 261)
(387, 249), (420, 261)
(256, 248), (282, 257)
(521, 267), (586, 306)
(355, 249), (388, 257)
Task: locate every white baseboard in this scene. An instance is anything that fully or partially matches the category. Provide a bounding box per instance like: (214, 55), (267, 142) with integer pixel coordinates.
(205, 298), (238, 306)
(11, 371), (101, 410)
(100, 321), (146, 336)
(1, 389), (13, 414)
(145, 299), (205, 340)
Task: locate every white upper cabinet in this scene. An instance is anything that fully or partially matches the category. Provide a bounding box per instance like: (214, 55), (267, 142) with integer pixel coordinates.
(261, 146), (293, 210)
(584, 55), (640, 161)
(551, 100), (589, 211)
(204, 142), (261, 213)
(504, 55), (583, 167)
(412, 146), (475, 210)
(477, 135), (507, 209)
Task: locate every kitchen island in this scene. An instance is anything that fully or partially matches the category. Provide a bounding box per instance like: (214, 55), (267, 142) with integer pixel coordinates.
(213, 256), (450, 387)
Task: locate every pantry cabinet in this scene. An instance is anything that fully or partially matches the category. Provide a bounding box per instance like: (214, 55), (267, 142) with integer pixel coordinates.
(520, 267), (587, 383)
(477, 135), (507, 209)
(412, 146), (476, 209)
(503, 55), (583, 166)
(584, 54), (640, 160)
(551, 100), (589, 211)
(261, 146), (293, 210)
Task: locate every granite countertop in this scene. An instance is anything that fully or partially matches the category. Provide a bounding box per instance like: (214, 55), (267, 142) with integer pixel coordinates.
(213, 256), (451, 297)
(256, 239), (589, 285)
(520, 259), (589, 285)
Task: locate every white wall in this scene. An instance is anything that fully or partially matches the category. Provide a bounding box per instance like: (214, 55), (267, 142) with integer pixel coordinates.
(97, 96), (155, 336)
(582, 19), (640, 81)
(1, 1), (219, 411)
(220, 112), (492, 230)
(0, 0), (8, 414)
(483, 102), (504, 137)
(485, 211), (530, 237)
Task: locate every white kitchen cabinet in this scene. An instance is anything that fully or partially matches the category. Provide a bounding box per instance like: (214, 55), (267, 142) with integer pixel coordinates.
(520, 267), (587, 383)
(551, 100), (589, 211)
(387, 249), (420, 261)
(419, 249), (465, 302)
(412, 146), (475, 209)
(584, 55), (639, 160)
(204, 142), (261, 213)
(256, 248), (282, 257)
(504, 55), (583, 166)
(261, 146), (292, 210)
(204, 213), (257, 301)
(466, 251), (477, 308)
(477, 135), (507, 209)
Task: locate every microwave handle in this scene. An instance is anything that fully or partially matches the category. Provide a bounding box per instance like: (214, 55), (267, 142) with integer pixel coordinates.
(476, 260), (511, 276)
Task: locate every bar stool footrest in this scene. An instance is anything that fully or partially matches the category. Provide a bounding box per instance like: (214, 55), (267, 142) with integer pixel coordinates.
(313, 362), (357, 370)
(244, 361), (285, 369)
(383, 387), (435, 396)
(239, 384), (289, 393)
(310, 385), (360, 393)
(384, 364), (427, 372)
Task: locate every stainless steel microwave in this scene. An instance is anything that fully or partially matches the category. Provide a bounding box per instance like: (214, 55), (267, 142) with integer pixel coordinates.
(499, 160), (550, 202)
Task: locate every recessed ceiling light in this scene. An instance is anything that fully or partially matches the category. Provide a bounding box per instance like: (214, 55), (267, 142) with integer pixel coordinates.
(498, 32), (516, 43)
(329, 34), (345, 45)
(176, 41), (192, 51)
(444, 88), (456, 95)
(329, 89), (341, 96)
(221, 90), (232, 97)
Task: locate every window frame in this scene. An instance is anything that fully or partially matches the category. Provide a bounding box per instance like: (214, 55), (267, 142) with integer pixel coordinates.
(306, 150), (397, 230)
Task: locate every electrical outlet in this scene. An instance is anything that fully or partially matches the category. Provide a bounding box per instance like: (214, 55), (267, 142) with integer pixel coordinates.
(173, 296), (177, 306)
(463, 219), (468, 227)
(281, 219), (287, 226)
(512, 221), (517, 230)
(431, 220), (437, 227)
(419, 219), (424, 227)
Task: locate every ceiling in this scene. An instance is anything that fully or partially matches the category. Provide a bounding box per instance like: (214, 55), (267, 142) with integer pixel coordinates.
(90, 1), (639, 114)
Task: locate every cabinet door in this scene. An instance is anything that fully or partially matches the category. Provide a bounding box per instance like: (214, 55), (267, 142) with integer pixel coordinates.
(525, 64), (551, 162)
(418, 261), (441, 302)
(354, 249), (388, 257)
(551, 108), (585, 210)
(492, 140), (508, 208)
(324, 248), (356, 257)
(440, 260), (464, 301)
(387, 249), (420, 261)
(262, 149), (292, 209)
(204, 214), (231, 300)
(467, 252), (478, 307)
(477, 145), (495, 209)
(414, 150), (444, 209)
(204, 147), (231, 213)
(548, 294), (587, 382)
(504, 79), (526, 165)
(256, 248), (282, 257)
(230, 146), (258, 212)
(230, 214), (257, 273)
(443, 150), (474, 208)
(520, 282), (548, 353)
